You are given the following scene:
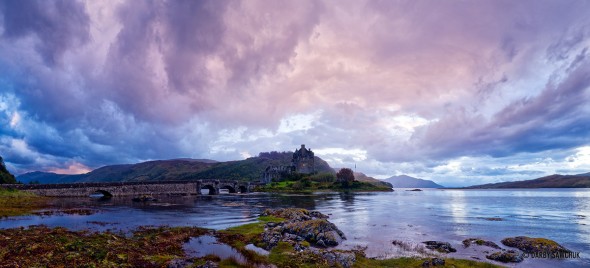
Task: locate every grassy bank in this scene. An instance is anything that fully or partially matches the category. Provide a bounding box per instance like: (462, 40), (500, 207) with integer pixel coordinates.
(0, 188), (48, 217)
(256, 180), (393, 193)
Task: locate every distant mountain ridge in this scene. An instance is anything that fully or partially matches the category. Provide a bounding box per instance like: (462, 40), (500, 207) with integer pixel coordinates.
(17, 154), (334, 184)
(383, 175), (444, 188)
(353, 172), (393, 188)
(466, 173), (590, 188)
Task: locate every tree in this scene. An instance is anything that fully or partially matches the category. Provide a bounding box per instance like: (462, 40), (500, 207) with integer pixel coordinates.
(0, 156), (17, 184)
(336, 168), (355, 187)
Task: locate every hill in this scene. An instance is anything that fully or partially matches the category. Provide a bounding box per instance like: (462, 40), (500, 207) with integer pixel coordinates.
(352, 171), (393, 188)
(383, 175), (444, 188)
(0, 156), (17, 184)
(466, 174), (590, 188)
(17, 153), (334, 184)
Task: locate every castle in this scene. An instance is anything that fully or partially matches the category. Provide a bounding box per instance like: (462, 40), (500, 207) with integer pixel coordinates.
(261, 144), (315, 183)
(292, 144), (315, 174)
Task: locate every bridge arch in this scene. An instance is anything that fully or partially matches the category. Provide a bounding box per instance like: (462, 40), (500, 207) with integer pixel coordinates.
(238, 185), (248, 193)
(220, 185), (236, 194)
(200, 185), (217, 195)
(92, 190), (113, 197)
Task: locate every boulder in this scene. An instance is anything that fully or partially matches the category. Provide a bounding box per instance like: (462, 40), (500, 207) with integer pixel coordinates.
(501, 236), (571, 254)
(260, 208), (345, 249)
(421, 258), (445, 267)
(260, 208), (328, 222)
(486, 250), (523, 263)
(422, 241), (457, 253)
(462, 238), (501, 249)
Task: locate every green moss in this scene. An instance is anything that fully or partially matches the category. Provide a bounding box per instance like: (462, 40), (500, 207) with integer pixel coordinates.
(0, 225), (211, 267)
(258, 215), (285, 223)
(224, 222), (265, 237)
(268, 242), (295, 267)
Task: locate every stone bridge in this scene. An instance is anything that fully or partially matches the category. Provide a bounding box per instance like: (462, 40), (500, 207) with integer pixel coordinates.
(3, 180), (259, 197)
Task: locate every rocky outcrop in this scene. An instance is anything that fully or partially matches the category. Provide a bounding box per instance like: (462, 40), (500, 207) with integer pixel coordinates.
(462, 238), (501, 249)
(485, 250), (523, 263)
(501, 236), (571, 254)
(260, 208), (345, 250)
(261, 208), (328, 222)
(306, 248), (356, 268)
(422, 241), (456, 253)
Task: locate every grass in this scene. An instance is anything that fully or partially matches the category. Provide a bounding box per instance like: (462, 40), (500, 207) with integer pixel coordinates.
(216, 215), (286, 265)
(0, 188), (49, 217)
(257, 180), (392, 193)
(0, 225), (211, 267)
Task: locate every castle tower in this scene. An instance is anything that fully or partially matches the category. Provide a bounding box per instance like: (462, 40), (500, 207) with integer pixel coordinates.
(292, 144), (315, 174)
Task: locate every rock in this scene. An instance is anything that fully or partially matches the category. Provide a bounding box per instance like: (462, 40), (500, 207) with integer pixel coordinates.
(407, 189), (423, 191)
(462, 238), (501, 249)
(282, 219), (345, 247)
(260, 208), (346, 249)
(422, 258), (445, 267)
(486, 250), (523, 263)
(422, 241), (457, 253)
(479, 217), (503, 221)
(501, 236), (571, 254)
(305, 249), (355, 268)
(261, 208), (328, 222)
(431, 258), (445, 265)
(168, 259), (219, 268)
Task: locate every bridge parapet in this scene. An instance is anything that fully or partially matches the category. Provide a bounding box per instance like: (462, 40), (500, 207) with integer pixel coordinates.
(1, 179), (256, 197)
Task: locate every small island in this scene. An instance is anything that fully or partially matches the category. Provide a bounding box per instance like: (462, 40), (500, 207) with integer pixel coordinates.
(257, 145), (392, 192)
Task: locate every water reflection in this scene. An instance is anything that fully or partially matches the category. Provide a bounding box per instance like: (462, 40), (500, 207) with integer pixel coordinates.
(184, 235), (247, 264)
(1, 189), (590, 267)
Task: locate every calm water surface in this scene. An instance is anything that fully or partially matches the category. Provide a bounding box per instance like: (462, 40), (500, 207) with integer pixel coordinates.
(1, 188), (589, 267)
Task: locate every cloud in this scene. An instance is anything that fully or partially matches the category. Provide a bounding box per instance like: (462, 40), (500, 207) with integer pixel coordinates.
(0, 0), (90, 65)
(0, 0), (589, 186)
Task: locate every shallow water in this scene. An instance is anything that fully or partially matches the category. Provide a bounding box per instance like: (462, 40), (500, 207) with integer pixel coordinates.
(1, 188), (589, 267)
(184, 235), (247, 264)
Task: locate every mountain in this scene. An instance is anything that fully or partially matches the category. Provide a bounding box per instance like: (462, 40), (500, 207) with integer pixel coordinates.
(383, 175), (444, 188)
(17, 153), (334, 184)
(466, 174), (590, 188)
(17, 171), (84, 184)
(0, 156), (17, 184)
(353, 172), (393, 188)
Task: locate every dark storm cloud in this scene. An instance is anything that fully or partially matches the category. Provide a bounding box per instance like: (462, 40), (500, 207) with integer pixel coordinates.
(0, 0), (90, 65)
(0, 0), (589, 184)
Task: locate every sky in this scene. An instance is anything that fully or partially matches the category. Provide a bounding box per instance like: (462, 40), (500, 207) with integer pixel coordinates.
(1, 0), (590, 187)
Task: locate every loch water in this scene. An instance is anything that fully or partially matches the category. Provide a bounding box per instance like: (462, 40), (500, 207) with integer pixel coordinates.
(1, 188), (589, 267)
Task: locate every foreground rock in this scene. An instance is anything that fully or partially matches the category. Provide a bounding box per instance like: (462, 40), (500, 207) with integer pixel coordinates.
(422, 241), (457, 253)
(462, 238), (501, 249)
(501, 236), (571, 254)
(422, 257), (445, 267)
(261, 208), (345, 249)
(485, 250), (523, 263)
(306, 248), (356, 268)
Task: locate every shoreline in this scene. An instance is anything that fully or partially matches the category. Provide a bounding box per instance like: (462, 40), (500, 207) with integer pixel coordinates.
(0, 207), (503, 268)
(0, 190), (585, 267)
